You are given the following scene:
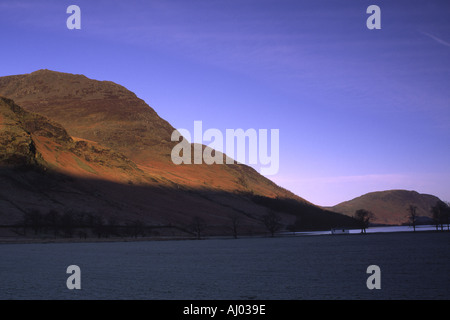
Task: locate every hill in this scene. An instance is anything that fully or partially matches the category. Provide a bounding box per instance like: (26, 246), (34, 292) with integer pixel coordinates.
(0, 69), (303, 198)
(328, 190), (441, 225)
(0, 71), (356, 237)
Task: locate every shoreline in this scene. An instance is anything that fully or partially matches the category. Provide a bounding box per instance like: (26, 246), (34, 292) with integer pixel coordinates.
(0, 227), (446, 245)
(0, 235), (201, 245)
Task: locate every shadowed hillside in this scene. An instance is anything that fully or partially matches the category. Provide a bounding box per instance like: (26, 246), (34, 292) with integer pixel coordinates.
(0, 73), (356, 238)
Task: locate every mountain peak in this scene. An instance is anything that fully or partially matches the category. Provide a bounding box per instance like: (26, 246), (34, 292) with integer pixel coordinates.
(0, 70), (175, 163)
(31, 69), (59, 74)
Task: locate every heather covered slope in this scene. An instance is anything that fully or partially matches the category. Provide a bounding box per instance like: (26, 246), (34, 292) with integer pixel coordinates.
(328, 190), (441, 225)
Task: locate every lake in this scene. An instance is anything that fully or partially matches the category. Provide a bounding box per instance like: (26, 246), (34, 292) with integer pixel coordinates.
(0, 231), (449, 300)
(291, 224), (441, 235)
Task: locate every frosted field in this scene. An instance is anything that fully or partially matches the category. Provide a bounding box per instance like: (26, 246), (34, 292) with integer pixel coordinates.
(0, 231), (449, 300)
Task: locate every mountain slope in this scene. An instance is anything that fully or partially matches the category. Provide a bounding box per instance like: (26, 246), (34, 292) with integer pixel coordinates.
(0, 70), (357, 236)
(0, 96), (148, 183)
(328, 190), (441, 225)
(0, 69), (174, 163)
(0, 96), (284, 232)
(0, 69), (301, 199)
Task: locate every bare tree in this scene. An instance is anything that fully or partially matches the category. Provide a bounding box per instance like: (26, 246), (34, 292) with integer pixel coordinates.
(126, 219), (146, 238)
(93, 215), (105, 238)
(262, 210), (282, 237)
(445, 201), (450, 231)
(407, 205), (418, 232)
(106, 217), (119, 237)
(432, 201), (450, 231)
(229, 213), (240, 239)
(61, 212), (75, 238)
(431, 203), (441, 231)
(23, 209), (43, 235)
(190, 216), (207, 239)
(44, 209), (60, 237)
(354, 209), (374, 234)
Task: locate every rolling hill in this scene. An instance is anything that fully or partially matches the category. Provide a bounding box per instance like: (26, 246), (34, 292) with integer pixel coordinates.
(328, 190), (442, 225)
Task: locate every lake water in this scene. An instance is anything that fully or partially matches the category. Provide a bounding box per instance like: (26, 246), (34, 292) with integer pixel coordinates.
(0, 231), (449, 300)
(291, 224), (441, 236)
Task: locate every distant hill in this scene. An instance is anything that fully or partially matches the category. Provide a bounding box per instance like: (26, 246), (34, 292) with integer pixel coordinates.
(327, 190), (442, 225)
(0, 70), (356, 237)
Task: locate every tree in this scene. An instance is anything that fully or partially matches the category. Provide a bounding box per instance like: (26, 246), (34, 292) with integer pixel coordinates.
(23, 209), (43, 235)
(106, 217), (119, 237)
(129, 219), (146, 238)
(73, 212), (87, 229)
(92, 215), (105, 238)
(354, 209), (374, 234)
(445, 202), (450, 231)
(407, 205), (418, 232)
(262, 210), (282, 237)
(229, 213), (240, 239)
(190, 216), (207, 240)
(44, 209), (60, 237)
(286, 215), (302, 234)
(431, 203), (441, 231)
(61, 212), (75, 238)
(431, 201), (450, 231)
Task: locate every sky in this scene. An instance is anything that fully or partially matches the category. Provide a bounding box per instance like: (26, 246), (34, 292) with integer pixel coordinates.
(1, 0), (449, 206)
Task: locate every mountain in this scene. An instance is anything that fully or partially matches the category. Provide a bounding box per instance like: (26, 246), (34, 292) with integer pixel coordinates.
(0, 96), (146, 182)
(0, 69), (174, 164)
(0, 69), (299, 197)
(328, 190), (441, 225)
(0, 70), (356, 237)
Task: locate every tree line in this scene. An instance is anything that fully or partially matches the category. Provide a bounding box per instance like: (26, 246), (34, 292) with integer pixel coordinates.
(353, 200), (450, 234)
(17, 201), (449, 240)
(16, 209), (150, 239)
(430, 201), (450, 231)
(14, 208), (284, 240)
(407, 201), (450, 232)
(187, 210), (282, 240)
(22, 199), (450, 239)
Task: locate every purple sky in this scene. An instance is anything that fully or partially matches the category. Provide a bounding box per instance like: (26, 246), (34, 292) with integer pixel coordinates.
(1, 0), (449, 205)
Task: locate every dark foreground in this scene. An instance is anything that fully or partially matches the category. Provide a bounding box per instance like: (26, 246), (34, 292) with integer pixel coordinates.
(0, 231), (449, 300)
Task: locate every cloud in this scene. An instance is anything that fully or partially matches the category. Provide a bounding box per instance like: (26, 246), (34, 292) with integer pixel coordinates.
(421, 31), (450, 48)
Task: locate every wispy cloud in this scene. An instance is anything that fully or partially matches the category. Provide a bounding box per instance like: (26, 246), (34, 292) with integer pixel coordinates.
(421, 31), (450, 48)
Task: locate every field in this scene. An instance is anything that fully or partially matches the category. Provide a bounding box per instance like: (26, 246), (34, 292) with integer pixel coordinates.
(0, 231), (449, 300)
